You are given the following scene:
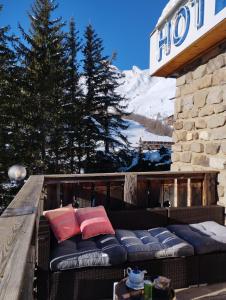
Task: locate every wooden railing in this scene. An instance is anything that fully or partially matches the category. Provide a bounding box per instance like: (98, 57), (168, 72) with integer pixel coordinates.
(0, 171), (219, 299)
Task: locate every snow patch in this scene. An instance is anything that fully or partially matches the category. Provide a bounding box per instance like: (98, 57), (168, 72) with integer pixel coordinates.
(123, 119), (172, 148)
(157, 0), (180, 26)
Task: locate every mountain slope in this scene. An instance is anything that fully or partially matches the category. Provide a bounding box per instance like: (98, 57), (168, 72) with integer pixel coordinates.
(117, 66), (176, 120)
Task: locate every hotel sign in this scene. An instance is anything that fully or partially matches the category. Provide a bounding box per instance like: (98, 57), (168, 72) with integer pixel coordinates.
(150, 0), (226, 77)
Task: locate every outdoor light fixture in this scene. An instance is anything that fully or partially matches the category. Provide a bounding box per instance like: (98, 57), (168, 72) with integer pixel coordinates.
(8, 165), (27, 182)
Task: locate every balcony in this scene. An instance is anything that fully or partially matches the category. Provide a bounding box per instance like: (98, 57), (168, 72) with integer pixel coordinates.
(0, 170), (221, 299)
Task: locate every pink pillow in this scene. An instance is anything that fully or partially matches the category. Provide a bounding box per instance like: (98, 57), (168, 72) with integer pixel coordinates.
(76, 206), (115, 240)
(43, 207), (80, 243)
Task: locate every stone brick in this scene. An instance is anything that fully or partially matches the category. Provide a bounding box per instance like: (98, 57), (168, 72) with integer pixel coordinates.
(183, 121), (195, 131)
(218, 185), (224, 198)
(175, 98), (182, 113)
(173, 144), (182, 152)
(192, 154), (209, 167)
(185, 72), (193, 84)
(174, 121), (183, 130)
(205, 143), (220, 155)
(196, 74), (212, 90)
(213, 67), (226, 86)
(176, 87), (181, 98)
(195, 119), (207, 129)
(177, 131), (187, 142)
(177, 75), (186, 87)
(183, 144), (191, 151)
(172, 153), (180, 162)
(221, 142), (226, 154)
(223, 86), (226, 101)
(209, 157), (226, 170)
(193, 64), (207, 80)
(181, 152), (192, 163)
(218, 171), (226, 183)
(214, 103), (226, 114)
(199, 131), (211, 140)
(207, 54), (225, 74)
(194, 90), (208, 108)
(193, 132), (199, 140)
(190, 108), (199, 118)
(178, 111), (189, 119)
(172, 132), (178, 143)
(212, 126), (226, 140)
(191, 143), (204, 153)
(207, 115), (226, 129)
(207, 86), (223, 104)
(183, 95), (194, 110)
(186, 132), (193, 141)
(199, 105), (214, 117)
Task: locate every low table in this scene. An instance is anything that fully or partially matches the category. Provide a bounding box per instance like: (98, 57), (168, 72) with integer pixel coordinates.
(114, 278), (176, 300)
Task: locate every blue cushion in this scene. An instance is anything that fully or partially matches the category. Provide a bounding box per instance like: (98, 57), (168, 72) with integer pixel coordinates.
(50, 234), (127, 271)
(168, 221), (226, 254)
(116, 228), (194, 262)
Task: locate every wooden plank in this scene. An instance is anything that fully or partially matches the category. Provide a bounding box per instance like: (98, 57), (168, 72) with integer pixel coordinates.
(0, 175), (44, 300)
(137, 179), (148, 208)
(174, 179), (178, 207)
(187, 178), (191, 207)
(191, 180), (203, 206)
(124, 174), (137, 206)
(177, 180), (187, 207)
(203, 173), (218, 206)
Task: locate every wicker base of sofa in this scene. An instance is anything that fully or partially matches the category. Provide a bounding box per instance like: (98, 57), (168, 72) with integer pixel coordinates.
(49, 256), (198, 300)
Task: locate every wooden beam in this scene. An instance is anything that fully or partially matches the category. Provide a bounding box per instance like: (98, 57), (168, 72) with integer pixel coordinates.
(124, 174), (137, 206)
(187, 178), (191, 207)
(174, 179), (178, 207)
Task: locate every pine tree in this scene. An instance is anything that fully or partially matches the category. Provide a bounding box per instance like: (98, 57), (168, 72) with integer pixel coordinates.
(96, 56), (129, 155)
(0, 4), (24, 209)
(63, 18), (84, 173)
(83, 25), (130, 172)
(82, 24), (106, 172)
(0, 4), (20, 181)
(17, 0), (67, 174)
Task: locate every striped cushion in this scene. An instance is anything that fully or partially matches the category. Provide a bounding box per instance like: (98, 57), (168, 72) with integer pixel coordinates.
(44, 207), (80, 243)
(116, 228), (194, 262)
(50, 234), (126, 271)
(76, 206), (115, 240)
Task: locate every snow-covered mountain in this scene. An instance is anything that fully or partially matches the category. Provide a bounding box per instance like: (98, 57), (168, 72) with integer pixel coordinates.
(117, 66), (176, 120)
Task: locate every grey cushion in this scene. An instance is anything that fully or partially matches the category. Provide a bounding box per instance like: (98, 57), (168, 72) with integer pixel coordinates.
(116, 228), (194, 262)
(50, 234), (127, 271)
(167, 221), (226, 254)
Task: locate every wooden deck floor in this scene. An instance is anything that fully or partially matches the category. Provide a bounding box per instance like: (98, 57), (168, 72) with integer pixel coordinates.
(176, 283), (226, 299)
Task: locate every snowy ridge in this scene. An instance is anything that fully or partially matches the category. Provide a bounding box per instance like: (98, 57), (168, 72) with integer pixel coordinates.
(117, 66), (176, 120)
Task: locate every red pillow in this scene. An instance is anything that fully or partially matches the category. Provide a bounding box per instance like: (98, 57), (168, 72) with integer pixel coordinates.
(43, 207), (80, 243)
(76, 206), (115, 240)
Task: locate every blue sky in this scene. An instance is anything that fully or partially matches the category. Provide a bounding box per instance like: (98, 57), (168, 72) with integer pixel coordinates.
(0, 0), (168, 70)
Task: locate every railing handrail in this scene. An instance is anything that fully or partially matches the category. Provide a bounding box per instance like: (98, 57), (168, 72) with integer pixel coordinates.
(0, 175), (44, 300)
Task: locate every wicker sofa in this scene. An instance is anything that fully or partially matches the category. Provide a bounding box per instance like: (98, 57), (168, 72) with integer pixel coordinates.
(37, 205), (226, 300)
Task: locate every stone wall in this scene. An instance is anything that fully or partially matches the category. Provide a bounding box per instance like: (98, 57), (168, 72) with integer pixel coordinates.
(171, 50), (226, 206)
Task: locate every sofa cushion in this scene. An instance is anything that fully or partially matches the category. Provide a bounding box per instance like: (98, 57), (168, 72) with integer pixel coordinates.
(76, 206), (115, 240)
(167, 221), (226, 254)
(50, 234), (126, 271)
(43, 207), (80, 243)
(116, 228), (194, 262)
